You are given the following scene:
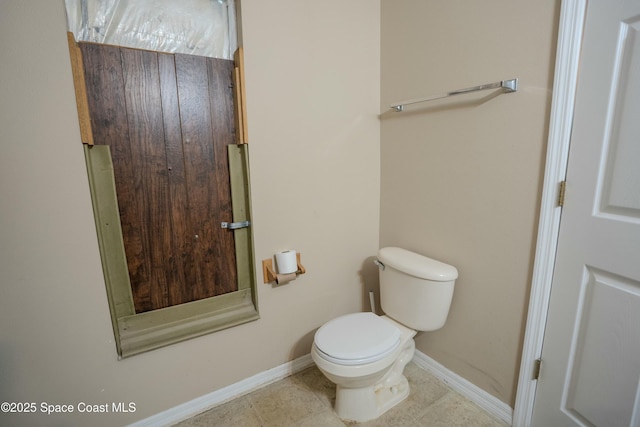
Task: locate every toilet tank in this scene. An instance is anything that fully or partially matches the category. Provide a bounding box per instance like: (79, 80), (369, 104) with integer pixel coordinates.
(377, 247), (458, 331)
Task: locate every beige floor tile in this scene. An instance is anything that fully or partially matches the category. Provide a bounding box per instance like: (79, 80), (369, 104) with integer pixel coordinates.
(400, 363), (452, 419)
(345, 401), (421, 427)
(172, 396), (262, 427)
(415, 392), (509, 427)
(294, 365), (336, 407)
(172, 361), (509, 427)
(248, 376), (328, 427)
(293, 410), (347, 427)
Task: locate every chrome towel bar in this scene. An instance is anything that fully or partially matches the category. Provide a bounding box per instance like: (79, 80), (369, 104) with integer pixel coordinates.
(390, 78), (518, 112)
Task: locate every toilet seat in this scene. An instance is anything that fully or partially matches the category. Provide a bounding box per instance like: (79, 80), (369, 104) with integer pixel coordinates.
(314, 312), (401, 366)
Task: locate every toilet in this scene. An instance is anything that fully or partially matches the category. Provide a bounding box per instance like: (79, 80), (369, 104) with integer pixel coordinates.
(311, 247), (458, 422)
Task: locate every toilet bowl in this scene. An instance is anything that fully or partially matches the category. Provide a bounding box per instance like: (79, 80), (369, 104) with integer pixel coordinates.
(311, 247), (458, 422)
(311, 313), (416, 422)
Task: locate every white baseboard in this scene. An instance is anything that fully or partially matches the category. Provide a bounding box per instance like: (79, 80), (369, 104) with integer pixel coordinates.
(130, 350), (513, 427)
(412, 350), (513, 425)
(128, 354), (315, 427)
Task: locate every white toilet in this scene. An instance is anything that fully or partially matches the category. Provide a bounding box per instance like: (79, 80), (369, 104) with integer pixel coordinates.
(311, 247), (458, 422)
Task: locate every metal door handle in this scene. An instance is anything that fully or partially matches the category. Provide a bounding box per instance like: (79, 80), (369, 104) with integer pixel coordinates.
(221, 220), (251, 230)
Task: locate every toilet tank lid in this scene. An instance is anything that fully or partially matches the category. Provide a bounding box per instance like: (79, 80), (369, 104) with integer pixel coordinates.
(378, 247), (458, 281)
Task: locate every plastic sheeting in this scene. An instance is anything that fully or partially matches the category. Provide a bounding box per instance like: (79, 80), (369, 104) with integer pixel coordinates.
(64, 0), (237, 59)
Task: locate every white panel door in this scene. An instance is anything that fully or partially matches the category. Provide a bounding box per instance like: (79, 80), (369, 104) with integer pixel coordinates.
(531, 0), (640, 426)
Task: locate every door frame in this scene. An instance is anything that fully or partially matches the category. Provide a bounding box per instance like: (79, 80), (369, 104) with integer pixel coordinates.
(513, 0), (587, 424)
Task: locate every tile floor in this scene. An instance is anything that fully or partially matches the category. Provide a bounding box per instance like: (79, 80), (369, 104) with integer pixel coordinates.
(172, 362), (510, 427)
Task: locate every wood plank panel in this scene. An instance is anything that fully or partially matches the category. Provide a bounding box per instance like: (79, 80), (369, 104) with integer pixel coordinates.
(157, 53), (193, 308)
(175, 54), (238, 302)
(207, 57), (238, 295)
(82, 43), (239, 313)
(81, 43), (149, 302)
(120, 48), (172, 312)
(175, 54), (214, 303)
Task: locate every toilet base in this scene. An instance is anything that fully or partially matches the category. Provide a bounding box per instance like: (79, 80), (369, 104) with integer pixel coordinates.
(332, 339), (415, 422)
(334, 374), (410, 422)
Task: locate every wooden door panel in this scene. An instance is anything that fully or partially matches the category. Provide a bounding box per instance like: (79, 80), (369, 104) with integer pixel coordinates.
(81, 43), (238, 313)
(206, 57), (238, 295)
(81, 43), (149, 302)
(174, 54), (237, 302)
(157, 52), (192, 308)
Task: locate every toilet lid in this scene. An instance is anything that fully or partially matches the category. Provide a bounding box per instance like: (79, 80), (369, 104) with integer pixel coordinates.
(314, 312), (401, 365)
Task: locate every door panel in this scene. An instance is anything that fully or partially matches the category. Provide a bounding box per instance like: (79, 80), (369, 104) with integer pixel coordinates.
(598, 14), (640, 220)
(81, 43), (238, 313)
(532, 0), (640, 425)
(563, 267), (640, 426)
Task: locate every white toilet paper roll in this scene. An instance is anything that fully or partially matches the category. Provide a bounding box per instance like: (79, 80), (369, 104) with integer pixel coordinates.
(275, 250), (298, 274)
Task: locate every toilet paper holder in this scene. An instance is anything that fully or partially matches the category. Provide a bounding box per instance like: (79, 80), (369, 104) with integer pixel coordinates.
(262, 253), (306, 284)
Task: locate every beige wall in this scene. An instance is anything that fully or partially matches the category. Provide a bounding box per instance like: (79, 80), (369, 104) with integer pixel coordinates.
(0, 1), (379, 426)
(0, 0), (563, 422)
(380, 0), (560, 405)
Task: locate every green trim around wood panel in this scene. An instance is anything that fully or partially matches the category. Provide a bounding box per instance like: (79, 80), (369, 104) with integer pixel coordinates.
(228, 144), (255, 294)
(84, 145), (259, 359)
